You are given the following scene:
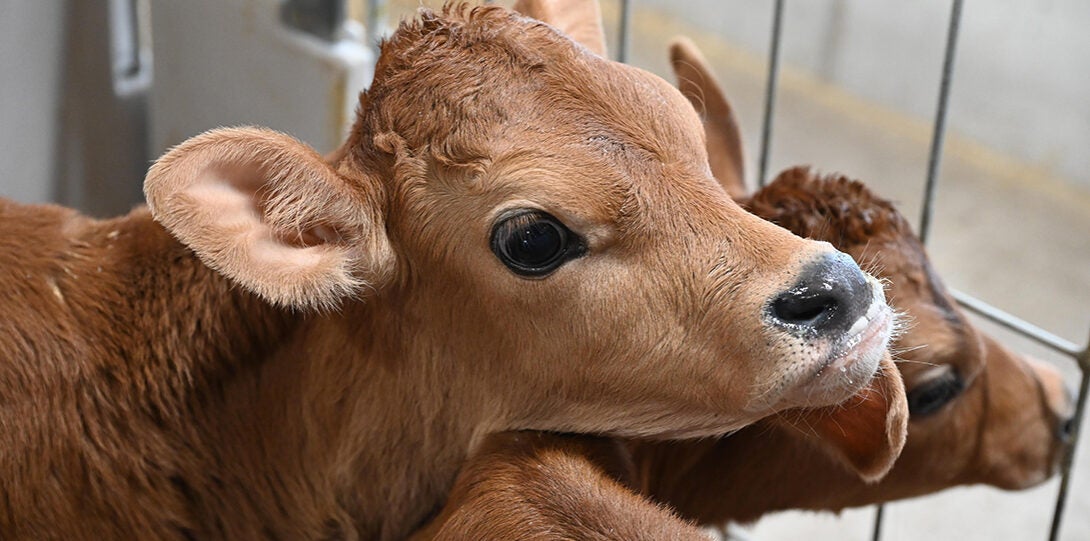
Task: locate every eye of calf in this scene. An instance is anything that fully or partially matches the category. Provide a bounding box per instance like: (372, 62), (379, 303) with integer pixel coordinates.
(907, 367), (966, 417)
(491, 210), (586, 277)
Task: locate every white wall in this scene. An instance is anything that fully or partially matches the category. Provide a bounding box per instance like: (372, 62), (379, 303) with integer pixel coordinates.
(640, 0), (1090, 190)
(0, 0), (66, 204)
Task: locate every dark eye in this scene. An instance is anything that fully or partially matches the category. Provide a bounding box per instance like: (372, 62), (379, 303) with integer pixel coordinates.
(491, 211), (585, 277)
(907, 369), (965, 417)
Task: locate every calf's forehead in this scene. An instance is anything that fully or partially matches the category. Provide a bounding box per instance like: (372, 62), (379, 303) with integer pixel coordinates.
(358, 8), (708, 182)
(448, 56), (718, 227)
(529, 60), (710, 169)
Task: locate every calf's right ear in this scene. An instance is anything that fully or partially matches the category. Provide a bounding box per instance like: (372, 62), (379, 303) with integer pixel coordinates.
(145, 127), (393, 311)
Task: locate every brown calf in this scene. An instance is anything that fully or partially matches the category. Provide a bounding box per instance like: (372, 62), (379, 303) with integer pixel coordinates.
(416, 167), (1071, 539)
(0, 4), (899, 539)
(645, 170), (1073, 525)
(656, 40), (1072, 521)
(413, 7), (1071, 536)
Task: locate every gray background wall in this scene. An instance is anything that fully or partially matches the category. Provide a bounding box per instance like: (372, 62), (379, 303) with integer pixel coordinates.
(641, 0), (1090, 192)
(1, 0), (67, 205)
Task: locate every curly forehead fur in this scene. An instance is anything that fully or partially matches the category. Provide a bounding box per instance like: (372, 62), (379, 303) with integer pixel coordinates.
(743, 167), (914, 247)
(378, 3), (552, 73)
(348, 4), (562, 162)
(346, 2), (692, 174)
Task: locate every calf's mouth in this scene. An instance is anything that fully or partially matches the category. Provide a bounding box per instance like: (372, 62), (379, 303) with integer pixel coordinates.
(754, 250), (896, 411)
(806, 282), (895, 401)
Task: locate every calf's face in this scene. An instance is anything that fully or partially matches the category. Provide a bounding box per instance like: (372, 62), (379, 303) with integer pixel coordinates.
(746, 169), (1072, 499)
(882, 265), (1071, 491)
(669, 35), (1070, 496)
(145, 6), (894, 440)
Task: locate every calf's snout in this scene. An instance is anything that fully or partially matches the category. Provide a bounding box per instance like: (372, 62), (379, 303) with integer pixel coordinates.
(1024, 356), (1077, 445)
(768, 250), (872, 338)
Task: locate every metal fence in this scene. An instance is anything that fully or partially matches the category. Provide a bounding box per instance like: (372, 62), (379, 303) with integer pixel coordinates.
(358, 0), (1090, 538)
(729, 1), (1089, 540)
(618, 0), (1088, 539)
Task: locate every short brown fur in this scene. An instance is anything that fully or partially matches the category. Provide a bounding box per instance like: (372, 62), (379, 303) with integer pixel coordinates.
(1, 3), (901, 539)
(418, 169), (1070, 537)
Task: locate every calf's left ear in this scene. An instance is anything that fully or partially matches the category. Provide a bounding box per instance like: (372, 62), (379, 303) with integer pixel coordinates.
(779, 356), (909, 482)
(145, 127), (394, 311)
(668, 36), (747, 199)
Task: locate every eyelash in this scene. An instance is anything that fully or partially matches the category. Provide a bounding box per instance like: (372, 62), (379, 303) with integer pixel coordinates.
(907, 371), (965, 417)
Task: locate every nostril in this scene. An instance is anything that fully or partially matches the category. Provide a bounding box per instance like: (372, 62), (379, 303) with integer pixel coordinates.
(771, 291), (839, 328)
(767, 251), (870, 337)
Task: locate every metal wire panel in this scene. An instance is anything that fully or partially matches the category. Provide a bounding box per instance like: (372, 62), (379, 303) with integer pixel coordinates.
(617, 0), (632, 63)
(917, 0), (964, 246)
(757, 0), (784, 189)
(702, 1), (1089, 539)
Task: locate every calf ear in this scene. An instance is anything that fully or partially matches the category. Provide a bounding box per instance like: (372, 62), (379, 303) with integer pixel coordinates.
(668, 37), (747, 199)
(779, 356), (909, 482)
(514, 0), (608, 57)
(145, 127), (393, 311)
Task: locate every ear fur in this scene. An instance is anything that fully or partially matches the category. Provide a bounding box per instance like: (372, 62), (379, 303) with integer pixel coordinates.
(668, 36), (748, 198)
(145, 127), (393, 311)
(513, 0), (608, 57)
(778, 356), (909, 482)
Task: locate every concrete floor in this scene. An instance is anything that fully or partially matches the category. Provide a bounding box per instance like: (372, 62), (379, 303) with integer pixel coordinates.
(599, 2), (1090, 540)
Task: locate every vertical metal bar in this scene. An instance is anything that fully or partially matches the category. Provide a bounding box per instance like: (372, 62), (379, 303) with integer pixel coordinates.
(756, 0), (785, 188)
(617, 0), (632, 63)
(917, 0), (964, 244)
(871, 503), (885, 541)
(281, 0), (347, 41)
(1049, 341), (1090, 541)
(366, 0), (381, 46)
(872, 3), (963, 537)
(110, 0), (142, 78)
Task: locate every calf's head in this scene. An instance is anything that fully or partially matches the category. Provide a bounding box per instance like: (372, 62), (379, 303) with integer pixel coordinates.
(144, 4), (894, 441)
(667, 37), (1071, 506)
(747, 169), (1072, 498)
